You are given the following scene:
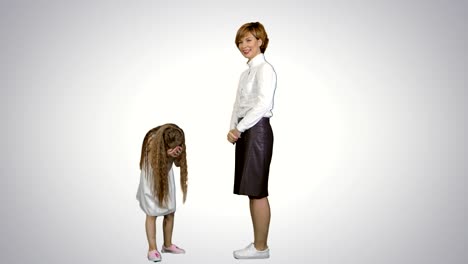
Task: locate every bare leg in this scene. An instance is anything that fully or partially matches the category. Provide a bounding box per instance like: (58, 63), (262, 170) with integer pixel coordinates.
(145, 215), (157, 251)
(163, 212), (175, 248)
(249, 197), (271, 251)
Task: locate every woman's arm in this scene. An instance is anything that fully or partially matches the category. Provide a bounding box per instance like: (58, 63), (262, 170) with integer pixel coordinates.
(236, 64), (277, 132)
(230, 75), (243, 130)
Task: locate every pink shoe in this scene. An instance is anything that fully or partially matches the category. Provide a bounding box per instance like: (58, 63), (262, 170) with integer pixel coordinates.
(161, 244), (186, 254)
(147, 250), (162, 262)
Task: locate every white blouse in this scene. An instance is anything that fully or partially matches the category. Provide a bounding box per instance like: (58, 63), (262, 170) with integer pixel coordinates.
(230, 53), (277, 132)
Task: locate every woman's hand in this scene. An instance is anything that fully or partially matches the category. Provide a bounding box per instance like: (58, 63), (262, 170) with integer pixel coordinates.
(227, 128), (241, 144)
(167, 146), (183, 158)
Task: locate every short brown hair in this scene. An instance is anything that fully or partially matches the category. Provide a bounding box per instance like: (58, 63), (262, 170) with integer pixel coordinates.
(235, 22), (269, 53)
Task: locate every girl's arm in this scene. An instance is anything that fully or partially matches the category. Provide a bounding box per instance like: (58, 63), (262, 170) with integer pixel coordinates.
(167, 146), (183, 166)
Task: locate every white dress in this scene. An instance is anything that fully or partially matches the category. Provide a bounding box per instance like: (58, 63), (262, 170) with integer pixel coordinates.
(136, 164), (176, 216)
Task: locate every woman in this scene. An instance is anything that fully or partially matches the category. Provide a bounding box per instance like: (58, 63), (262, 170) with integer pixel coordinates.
(227, 22), (277, 259)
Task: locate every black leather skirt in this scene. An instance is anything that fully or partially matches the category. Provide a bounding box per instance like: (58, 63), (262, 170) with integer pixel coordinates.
(233, 117), (273, 198)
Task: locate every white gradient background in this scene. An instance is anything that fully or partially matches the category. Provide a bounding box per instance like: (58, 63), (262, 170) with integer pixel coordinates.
(1, 0), (467, 263)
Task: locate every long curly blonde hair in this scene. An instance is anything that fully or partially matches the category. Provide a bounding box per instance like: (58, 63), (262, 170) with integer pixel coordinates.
(139, 124), (188, 207)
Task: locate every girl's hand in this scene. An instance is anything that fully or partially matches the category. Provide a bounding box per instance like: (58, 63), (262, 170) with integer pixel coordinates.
(167, 146), (183, 158)
(227, 129), (241, 144)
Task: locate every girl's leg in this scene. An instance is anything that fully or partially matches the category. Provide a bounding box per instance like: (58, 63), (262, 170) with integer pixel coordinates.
(249, 197), (271, 251)
(163, 212), (175, 247)
(145, 215), (158, 251)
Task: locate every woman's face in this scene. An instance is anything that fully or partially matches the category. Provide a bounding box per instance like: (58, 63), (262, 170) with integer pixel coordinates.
(237, 32), (262, 61)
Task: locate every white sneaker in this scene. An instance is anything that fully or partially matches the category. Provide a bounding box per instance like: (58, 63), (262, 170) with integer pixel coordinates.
(233, 243), (270, 259)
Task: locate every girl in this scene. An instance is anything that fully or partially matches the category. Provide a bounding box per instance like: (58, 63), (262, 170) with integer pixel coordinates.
(227, 22), (277, 259)
(136, 123), (188, 262)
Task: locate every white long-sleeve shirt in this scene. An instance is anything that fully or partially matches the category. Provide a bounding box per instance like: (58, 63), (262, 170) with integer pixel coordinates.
(230, 53), (277, 132)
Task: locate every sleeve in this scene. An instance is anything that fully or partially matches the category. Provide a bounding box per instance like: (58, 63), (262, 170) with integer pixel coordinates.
(229, 76), (242, 130)
(236, 64), (277, 132)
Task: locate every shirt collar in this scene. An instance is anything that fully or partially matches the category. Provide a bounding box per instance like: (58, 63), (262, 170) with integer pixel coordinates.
(247, 53), (265, 68)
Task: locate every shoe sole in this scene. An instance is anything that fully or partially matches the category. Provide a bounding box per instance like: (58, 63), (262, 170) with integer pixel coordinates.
(233, 254), (270, 259)
(161, 249), (185, 254)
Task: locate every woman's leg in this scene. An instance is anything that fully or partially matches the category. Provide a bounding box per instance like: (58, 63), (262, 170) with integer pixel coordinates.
(163, 212), (175, 247)
(145, 215), (158, 251)
(249, 197), (271, 251)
